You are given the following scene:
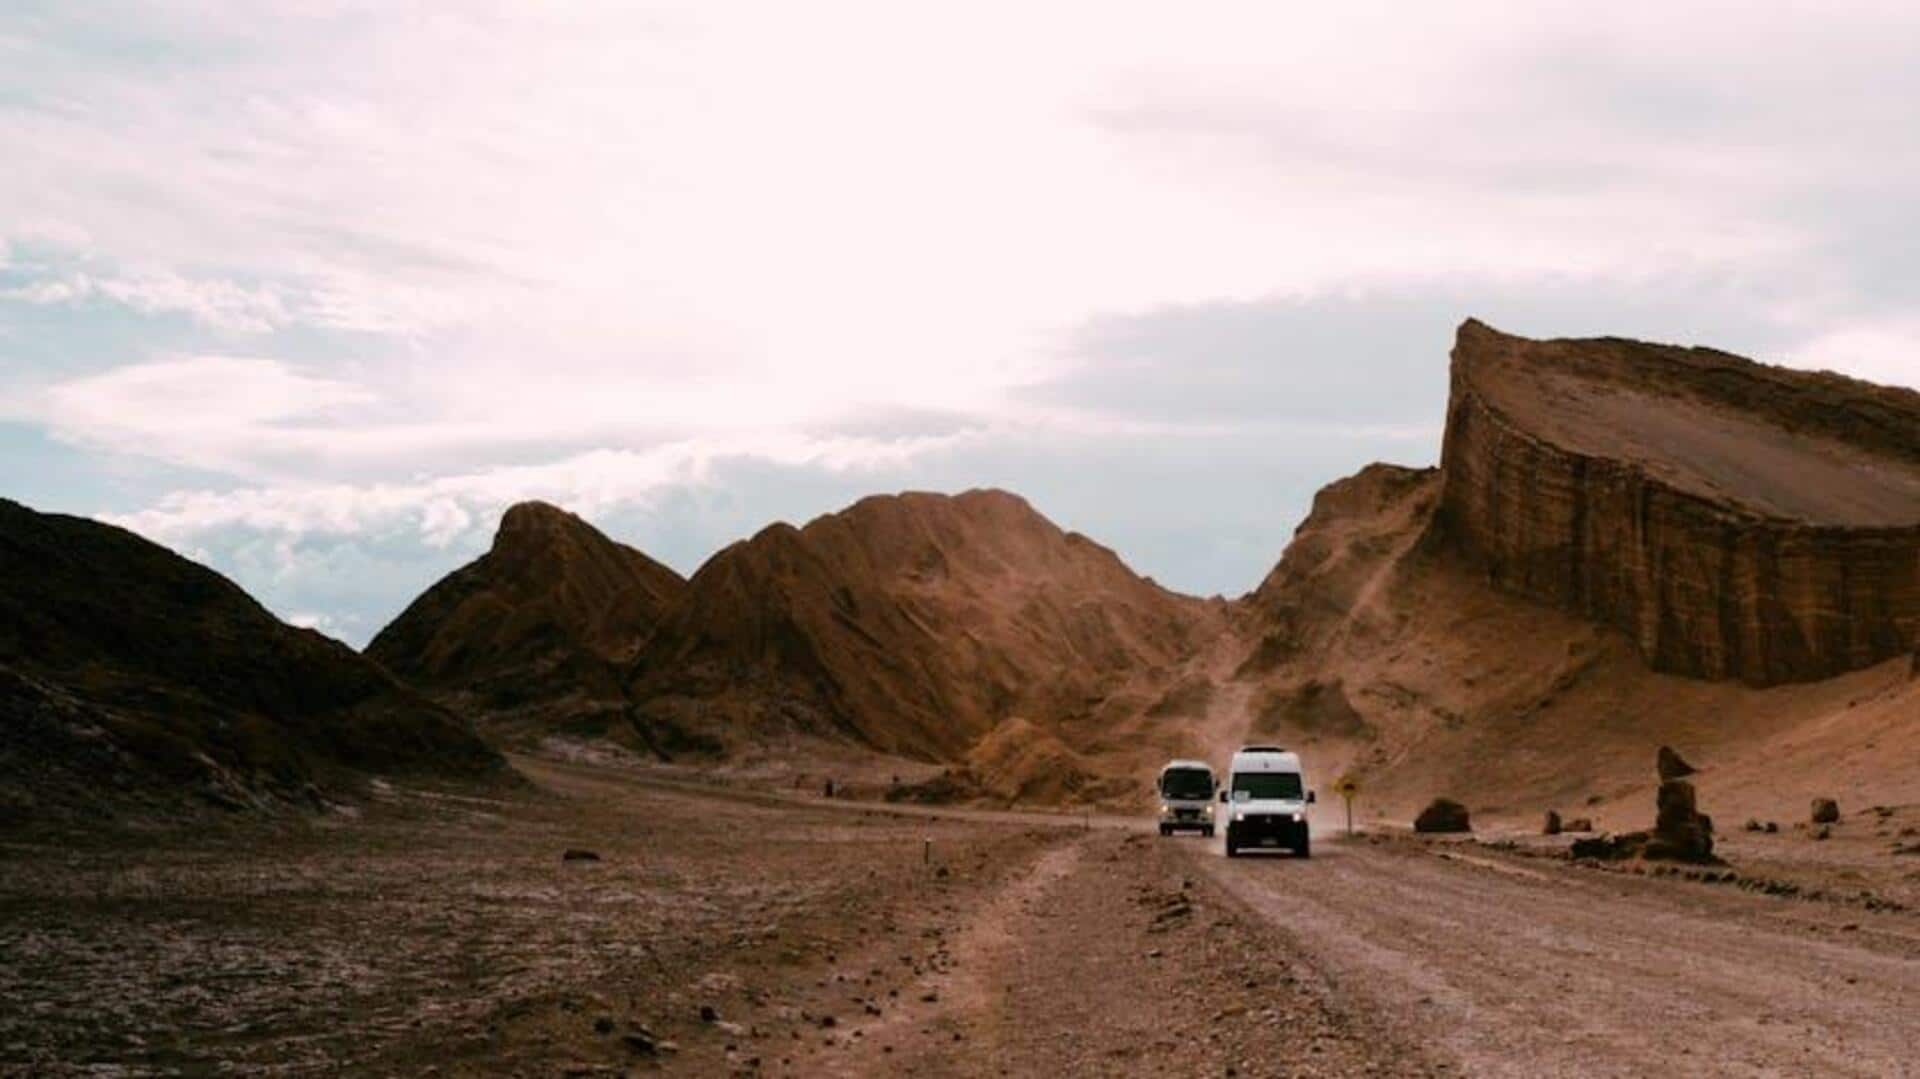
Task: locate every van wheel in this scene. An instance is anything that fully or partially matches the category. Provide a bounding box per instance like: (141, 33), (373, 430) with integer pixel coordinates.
(1203, 826), (1215, 838)
(1295, 837), (1312, 859)
(1158, 824), (1171, 837)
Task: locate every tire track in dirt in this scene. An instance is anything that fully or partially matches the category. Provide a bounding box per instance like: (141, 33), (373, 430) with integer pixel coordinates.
(1194, 836), (1920, 1077)
(818, 830), (1433, 1077)
(809, 836), (1086, 1075)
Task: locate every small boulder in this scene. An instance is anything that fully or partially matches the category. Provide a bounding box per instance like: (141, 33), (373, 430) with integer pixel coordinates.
(1811, 798), (1840, 824)
(562, 848), (602, 862)
(1564, 818), (1594, 833)
(1414, 798), (1471, 834)
(1744, 818), (1764, 832)
(1543, 810), (1563, 836)
(1656, 746), (1697, 781)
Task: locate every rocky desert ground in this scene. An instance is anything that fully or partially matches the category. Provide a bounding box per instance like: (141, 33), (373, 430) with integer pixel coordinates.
(4, 755), (1916, 1077)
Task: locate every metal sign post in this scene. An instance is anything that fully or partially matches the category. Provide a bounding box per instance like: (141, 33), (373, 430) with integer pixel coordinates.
(1336, 776), (1359, 836)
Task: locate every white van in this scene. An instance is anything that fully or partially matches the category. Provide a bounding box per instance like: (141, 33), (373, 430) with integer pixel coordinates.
(1219, 746), (1315, 858)
(1156, 759), (1217, 837)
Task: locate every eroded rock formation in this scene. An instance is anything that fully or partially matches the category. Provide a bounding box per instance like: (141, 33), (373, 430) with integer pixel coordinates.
(366, 501), (685, 745)
(1437, 320), (1920, 685)
(627, 489), (1224, 765)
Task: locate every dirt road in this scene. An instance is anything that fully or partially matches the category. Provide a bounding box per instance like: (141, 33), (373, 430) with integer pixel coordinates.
(4, 761), (1915, 1076)
(1194, 836), (1920, 1078)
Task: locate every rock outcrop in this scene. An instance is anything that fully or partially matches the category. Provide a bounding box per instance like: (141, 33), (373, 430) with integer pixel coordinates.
(366, 501), (684, 744)
(1570, 750), (1719, 863)
(0, 499), (501, 826)
(1437, 320), (1920, 686)
(1647, 778), (1715, 862)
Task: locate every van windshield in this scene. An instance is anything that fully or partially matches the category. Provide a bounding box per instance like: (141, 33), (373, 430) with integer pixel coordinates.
(1230, 772), (1303, 801)
(1159, 768), (1214, 801)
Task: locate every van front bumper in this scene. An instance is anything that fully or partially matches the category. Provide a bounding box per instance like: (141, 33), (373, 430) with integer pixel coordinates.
(1227, 814), (1308, 848)
(1159, 806), (1213, 830)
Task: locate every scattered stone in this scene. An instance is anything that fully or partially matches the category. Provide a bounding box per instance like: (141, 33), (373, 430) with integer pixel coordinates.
(1414, 798), (1471, 833)
(1813, 825), (1832, 841)
(623, 1028), (659, 1054)
(592, 1015), (614, 1035)
(1543, 810), (1563, 836)
(1564, 818), (1594, 833)
(1571, 833), (1639, 860)
(1811, 798), (1840, 824)
(562, 848), (602, 862)
(1745, 818), (1764, 832)
(700, 1004), (719, 1023)
(1656, 746), (1697, 781)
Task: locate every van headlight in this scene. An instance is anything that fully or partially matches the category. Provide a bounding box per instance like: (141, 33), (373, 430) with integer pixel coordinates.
(1202, 804), (1213, 817)
(1290, 813), (1301, 822)
(1160, 804), (1170, 815)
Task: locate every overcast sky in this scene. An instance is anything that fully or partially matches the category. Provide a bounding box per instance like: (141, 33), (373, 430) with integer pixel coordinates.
(4, 1), (1919, 645)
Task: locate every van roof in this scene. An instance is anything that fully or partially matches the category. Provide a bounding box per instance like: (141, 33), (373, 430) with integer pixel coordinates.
(1159, 759), (1213, 773)
(1228, 748), (1303, 772)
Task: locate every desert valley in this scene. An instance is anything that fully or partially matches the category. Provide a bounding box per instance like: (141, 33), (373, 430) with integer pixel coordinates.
(3, 321), (1917, 1076)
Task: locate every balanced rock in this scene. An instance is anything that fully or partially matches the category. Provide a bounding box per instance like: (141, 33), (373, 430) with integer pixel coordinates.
(1811, 798), (1840, 824)
(1656, 746), (1697, 781)
(1414, 798), (1472, 834)
(1543, 810), (1563, 836)
(1644, 779), (1716, 862)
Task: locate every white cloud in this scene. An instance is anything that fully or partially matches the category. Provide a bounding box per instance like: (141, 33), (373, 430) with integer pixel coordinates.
(285, 610), (335, 633)
(1, 267), (290, 332)
(101, 430), (977, 552)
(40, 355), (374, 472)
(1786, 322), (1920, 391)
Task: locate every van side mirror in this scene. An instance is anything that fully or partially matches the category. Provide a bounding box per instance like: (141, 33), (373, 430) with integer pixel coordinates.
(1218, 790), (1228, 803)
(1308, 790), (1317, 804)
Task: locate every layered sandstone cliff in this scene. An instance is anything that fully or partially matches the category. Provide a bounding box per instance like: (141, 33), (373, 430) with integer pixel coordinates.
(1436, 320), (1920, 685)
